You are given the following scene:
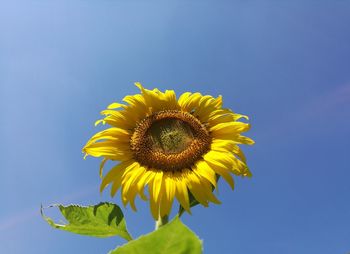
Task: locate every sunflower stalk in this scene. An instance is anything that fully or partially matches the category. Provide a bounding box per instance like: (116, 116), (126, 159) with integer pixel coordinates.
(155, 215), (169, 230)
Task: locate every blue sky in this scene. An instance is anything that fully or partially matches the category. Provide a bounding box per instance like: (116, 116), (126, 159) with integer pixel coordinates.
(1, 1), (350, 253)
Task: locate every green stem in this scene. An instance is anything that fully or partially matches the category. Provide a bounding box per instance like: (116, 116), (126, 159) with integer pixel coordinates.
(155, 215), (169, 230)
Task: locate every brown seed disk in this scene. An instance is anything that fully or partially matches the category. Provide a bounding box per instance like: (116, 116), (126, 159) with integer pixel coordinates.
(130, 110), (211, 172)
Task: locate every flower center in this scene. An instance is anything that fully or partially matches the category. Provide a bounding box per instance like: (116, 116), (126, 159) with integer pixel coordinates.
(148, 118), (194, 154)
(130, 110), (211, 172)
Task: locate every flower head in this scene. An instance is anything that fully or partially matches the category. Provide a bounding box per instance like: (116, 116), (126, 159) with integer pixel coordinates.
(83, 83), (254, 219)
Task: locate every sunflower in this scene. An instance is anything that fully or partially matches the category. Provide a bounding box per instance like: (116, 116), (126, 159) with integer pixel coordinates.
(83, 83), (254, 220)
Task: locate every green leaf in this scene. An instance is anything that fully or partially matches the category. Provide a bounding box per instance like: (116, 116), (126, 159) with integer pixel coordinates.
(109, 217), (202, 254)
(41, 202), (132, 241)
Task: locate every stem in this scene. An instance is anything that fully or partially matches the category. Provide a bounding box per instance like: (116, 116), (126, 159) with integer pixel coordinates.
(155, 215), (169, 230)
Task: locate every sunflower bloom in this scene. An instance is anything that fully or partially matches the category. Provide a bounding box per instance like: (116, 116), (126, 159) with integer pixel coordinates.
(83, 83), (254, 219)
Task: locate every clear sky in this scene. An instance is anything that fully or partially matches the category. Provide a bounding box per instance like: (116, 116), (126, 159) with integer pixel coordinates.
(1, 1), (350, 253)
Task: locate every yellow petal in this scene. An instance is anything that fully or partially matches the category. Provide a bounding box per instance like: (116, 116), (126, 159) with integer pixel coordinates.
(122, 94), (149, 120)
(211, 122), (251, 135)
(211, 140), (247, 163)
(148, 171), (161, 220)
(159, 173), (176, 217)
(152, 170), (163, 203)
(100, 160), (135, 192)
(208, 162), (235, 189)
(100, 109), (135, 129)
(148, 170), (163, 219)
(178, 92), (202, 113)
(135, 168), (153, 200)
(84, 128), (130, 146)
(121, 165), (145, 209)
(100, 115), (132, 129)
(110, 175), (123, 197)
(234, 135), (255, 145)
(94, 119), (105, 126)
(198, 176), (221, 204)
(107, 102), (124, 109)
(83, 142), (132, 161)
(135, 83), (179, 113)
(192, 160), (217, 188)
(194, 95), (223, 122)
(99, 158), (108, 178)
(122, 94), (145, 108)
(211, 139), (235, 152)
(178, 92), (191, 108)
(232, 145), (247, 163)
(149, 187), (159, 219)
(174, 172), (191, 214)
(203, 152), (235, 189)
(208, 111), (249, 127)
(231, 155), (252, 177)
(186, 171), (209, 206)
